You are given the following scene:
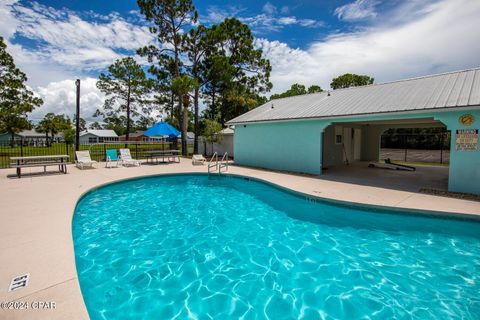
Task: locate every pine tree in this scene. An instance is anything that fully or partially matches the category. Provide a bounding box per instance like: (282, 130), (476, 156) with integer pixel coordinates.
(0, 37), (42, 145)
(96, 57), (153, 141)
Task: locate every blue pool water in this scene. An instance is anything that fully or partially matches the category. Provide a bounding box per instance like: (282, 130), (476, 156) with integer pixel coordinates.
(73, 174), (480, 319)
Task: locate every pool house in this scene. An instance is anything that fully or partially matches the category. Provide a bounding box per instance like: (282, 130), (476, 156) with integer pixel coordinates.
(228, 68), (480, 195)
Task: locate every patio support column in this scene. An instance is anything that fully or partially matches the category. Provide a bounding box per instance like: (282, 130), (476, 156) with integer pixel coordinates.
(360, 125), (385, 161)
(435, 110), (480, 195)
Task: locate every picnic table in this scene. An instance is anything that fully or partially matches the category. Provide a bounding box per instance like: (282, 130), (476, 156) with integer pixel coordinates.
(10, 155), (69, 178)
(145, 150), (180, 164)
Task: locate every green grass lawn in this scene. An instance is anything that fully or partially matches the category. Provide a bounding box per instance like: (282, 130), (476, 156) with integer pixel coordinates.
(0, 142), (193, 168)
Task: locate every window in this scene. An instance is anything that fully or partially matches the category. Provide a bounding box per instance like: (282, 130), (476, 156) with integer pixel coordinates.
(335, 134), (343, 144)
(88, 137), (97, 144)
(334, 126), (343, 144)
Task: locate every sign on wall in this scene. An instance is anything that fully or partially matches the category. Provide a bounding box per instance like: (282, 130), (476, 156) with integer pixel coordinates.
(455, 129), (478, 151)
(459, 114), (475, 126)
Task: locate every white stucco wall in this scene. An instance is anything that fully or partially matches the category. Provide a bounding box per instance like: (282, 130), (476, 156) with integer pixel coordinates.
(198, 135), (234, 157)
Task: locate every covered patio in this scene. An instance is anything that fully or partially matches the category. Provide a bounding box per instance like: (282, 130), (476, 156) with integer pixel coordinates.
(321, 161), (448, 192)
(320, 116), (450, 193)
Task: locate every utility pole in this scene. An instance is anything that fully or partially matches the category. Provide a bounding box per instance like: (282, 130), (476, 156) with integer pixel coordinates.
(75, 79), (80, 151)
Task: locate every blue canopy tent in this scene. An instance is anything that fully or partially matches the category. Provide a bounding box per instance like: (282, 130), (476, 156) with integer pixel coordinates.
(144, 120), (180, 138)
(143, 121), (180, 153)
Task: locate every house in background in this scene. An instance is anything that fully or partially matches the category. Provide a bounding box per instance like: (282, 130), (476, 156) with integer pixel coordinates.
(0, 132), (22, 145)
(175, 132), (195, 143)
(119, 131), (155, 142)
(184, 132), (195, 142)
(199, 127), (234, 157)
(119, 130), (196, 142)
(0, 130), (63, 146)
(79, 130), (119, 144)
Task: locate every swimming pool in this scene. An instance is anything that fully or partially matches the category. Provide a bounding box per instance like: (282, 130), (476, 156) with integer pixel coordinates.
(73, 174), (480, 319)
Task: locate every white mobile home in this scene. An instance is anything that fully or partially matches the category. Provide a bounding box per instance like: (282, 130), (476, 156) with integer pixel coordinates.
(79, 130), (119, 144)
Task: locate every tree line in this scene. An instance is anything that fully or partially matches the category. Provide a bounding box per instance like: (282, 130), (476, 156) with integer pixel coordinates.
(269, 73), (375, 100)
(382, 128), (450, 150)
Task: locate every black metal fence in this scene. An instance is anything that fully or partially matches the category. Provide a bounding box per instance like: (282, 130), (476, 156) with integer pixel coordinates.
(380, 133), (450, 164)
(0, 141), (190, 169)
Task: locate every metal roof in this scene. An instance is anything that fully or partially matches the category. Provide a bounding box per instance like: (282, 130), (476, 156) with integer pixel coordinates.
(19, 130), (63, 138)
(0, 130), (63, 138)
(18, 130), (45, 137)
(119, 131), (146, 138)
(227, 67), (480, 124)
(80, 130), (118, 137)
(220, 128), (234, 135)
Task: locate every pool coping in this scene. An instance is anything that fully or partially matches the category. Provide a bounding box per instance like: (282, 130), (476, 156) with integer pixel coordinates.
(224, 173), (480, 222)
(80, 171), (480, 223)
(1, 161), (479, 319)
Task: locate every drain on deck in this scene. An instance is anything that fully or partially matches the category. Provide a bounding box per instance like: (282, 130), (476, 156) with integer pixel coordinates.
(9, 273), (29, 292)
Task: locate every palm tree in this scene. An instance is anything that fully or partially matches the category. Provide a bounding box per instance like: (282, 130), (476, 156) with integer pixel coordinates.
(36, 113), (71, 146)
(36, 113), (55, 147)
(171, 75), (199, 156)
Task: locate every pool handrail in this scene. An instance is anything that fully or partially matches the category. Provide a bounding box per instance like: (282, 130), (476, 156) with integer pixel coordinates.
(208, 152), (218, 174)
(219, 152), (228, 173)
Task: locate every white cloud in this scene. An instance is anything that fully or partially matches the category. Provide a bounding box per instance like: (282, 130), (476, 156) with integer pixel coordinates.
(299, 19), (319, 27)
(203, 6), (246, 24)
(262, 2), (277, 15)
(0, 1), (155, 120)
(244, 14), (324, 32)
(257, 0), (480, 93)
(278, 17), (297, 25)
(0, 0), (154, 89)
(10, 2), (153, 70)
(277, 17), (323, 28)
(204, 5), (324, 33)
(30, 78), (163, 124)
(0, 0), (20, 39)
(29, 78), (105, 123)
(334, 0), (379, 21)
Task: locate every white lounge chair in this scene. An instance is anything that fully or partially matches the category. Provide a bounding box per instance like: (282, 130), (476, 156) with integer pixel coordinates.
(119, 149), (141, 167)
(75, 151), (97, 169)
(192, 154), (206, 165)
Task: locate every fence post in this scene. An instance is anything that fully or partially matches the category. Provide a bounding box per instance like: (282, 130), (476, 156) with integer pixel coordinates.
(103, 144), (106, 161)
(20, 139), (24, 157)
(135, 143), (138, 159)
(403, 135), (407, 162)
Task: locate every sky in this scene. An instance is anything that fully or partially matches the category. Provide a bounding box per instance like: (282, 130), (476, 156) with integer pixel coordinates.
(1, 0), (479, 123)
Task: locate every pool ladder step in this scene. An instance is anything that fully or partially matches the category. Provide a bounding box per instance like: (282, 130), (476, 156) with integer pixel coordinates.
(208, 152), (228, 174)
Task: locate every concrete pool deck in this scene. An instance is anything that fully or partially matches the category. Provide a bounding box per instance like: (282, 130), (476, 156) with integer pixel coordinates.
(0, 159), (479, 319)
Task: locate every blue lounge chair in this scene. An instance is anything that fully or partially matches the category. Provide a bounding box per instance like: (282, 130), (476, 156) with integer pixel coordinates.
(105, 149), (119, 168)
